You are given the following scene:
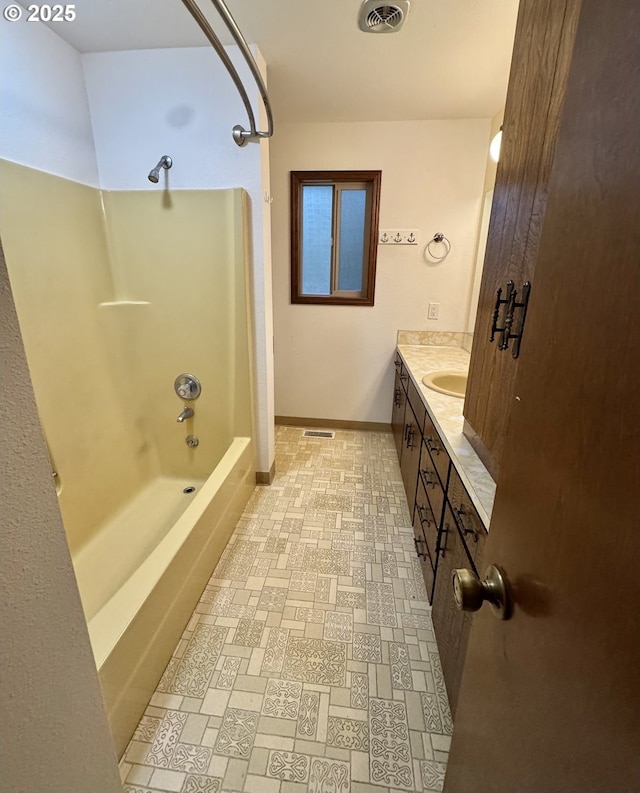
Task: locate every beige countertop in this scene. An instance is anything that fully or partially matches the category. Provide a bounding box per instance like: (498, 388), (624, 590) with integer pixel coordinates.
(396, 342), (496, 528)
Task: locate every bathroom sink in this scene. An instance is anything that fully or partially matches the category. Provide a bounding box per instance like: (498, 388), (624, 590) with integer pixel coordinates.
(422, 371), (468, 398)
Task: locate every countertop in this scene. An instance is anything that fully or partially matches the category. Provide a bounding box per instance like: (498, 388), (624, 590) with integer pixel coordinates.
(396, 342), (496, 528)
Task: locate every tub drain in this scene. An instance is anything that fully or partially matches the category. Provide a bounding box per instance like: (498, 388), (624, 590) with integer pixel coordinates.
(183, 486), (196, 494)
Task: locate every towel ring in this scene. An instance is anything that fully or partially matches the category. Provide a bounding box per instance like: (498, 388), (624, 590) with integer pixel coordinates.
(426, 232), (451, 261)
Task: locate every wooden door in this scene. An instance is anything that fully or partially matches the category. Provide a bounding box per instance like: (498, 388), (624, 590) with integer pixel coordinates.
(444, 0), (640, 790)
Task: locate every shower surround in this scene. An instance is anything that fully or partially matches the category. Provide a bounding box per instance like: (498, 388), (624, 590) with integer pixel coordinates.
(0, 158), (256, 754)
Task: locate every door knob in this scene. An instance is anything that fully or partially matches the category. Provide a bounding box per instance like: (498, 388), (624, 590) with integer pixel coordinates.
(452, 565), (512, 620)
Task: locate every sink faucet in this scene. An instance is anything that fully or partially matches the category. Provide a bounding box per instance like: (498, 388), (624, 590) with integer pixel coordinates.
(177, 406), (194, 423)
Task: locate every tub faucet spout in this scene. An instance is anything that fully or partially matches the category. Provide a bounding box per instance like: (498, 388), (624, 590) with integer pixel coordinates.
(177, 407), (194, 422)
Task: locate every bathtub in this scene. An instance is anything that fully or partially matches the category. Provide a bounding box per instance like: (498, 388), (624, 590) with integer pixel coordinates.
(0, 165), (257, 756)
(74, 437), (255, 757)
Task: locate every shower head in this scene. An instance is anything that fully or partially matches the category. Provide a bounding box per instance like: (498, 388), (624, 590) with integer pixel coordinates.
(148, 155), (172, 183)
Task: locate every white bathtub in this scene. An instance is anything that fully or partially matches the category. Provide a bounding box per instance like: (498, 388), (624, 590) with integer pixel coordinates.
(77, 437), (254, 757)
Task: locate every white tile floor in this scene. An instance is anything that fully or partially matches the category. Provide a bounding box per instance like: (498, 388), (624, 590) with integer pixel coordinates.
(120, 426), (451, 793)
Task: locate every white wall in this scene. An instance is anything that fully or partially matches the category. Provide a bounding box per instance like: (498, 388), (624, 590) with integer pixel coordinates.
(82, 45), (274, 473)
(0, 23), (275, 475)
(0, 14), (98, 185)
(82, 46), (260, 191)
(270, 119), (490, 424)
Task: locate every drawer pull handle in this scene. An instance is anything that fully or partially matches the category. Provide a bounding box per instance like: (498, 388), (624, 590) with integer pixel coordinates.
(438, 523), (450, 559)
(417, 504), (432, 525)
(490, 281), (512, 343)
(454, 505), (478, 542)
(420, 468), (436, 488)
(394, 387), (403, 407)
(489, 280), (532, 359)
(426, 437), (440, 455)
(405, 425), (416, 449)
(414, 538), (428, 560)
(400, 373), (408, 381)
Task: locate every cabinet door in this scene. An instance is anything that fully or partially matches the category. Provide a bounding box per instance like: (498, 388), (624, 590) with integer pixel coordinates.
(431, 505), (475, 717)
(463, 0), (581, 479)
(423, 412), (451, 491)
(447, 466), (487, 573)
(418, 440), (445, 528)
(391, 367), (407, 460)
(400, 404), (421, 515)
(406, 377), (426, 435)
(413, 478), (438, 603)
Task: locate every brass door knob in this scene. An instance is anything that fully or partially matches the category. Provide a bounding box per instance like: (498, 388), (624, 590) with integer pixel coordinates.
(452, 565), (512, 620)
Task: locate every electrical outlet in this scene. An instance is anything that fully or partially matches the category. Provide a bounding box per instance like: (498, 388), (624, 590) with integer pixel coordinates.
(428, 303), (440, 320)
(378, 229), (419, 245)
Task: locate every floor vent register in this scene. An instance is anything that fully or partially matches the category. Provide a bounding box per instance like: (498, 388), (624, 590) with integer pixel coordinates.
(302, 430), (335, 439)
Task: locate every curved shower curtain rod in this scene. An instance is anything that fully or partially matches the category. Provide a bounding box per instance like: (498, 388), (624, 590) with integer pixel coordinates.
(180, 0), (274, 146)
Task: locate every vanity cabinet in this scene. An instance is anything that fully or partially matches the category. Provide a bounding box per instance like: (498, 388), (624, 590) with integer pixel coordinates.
(391, 359), (488, 714)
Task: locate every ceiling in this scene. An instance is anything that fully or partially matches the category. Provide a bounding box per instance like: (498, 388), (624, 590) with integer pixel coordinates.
(37, 0), (520, 123)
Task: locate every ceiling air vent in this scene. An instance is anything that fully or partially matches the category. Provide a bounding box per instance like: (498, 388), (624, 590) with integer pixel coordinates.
(358, 0), (410, 33)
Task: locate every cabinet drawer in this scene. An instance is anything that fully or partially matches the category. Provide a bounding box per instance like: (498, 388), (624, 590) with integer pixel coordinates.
(414, 477), (439, 567)
(418, 440), (445, 526)
(423, 412), (451, 489)
(406, 377), (426, 435)
(447, 465), (487, 575)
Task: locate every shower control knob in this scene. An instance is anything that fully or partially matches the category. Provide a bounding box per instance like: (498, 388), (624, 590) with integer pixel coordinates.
(174, 374), (201, 400)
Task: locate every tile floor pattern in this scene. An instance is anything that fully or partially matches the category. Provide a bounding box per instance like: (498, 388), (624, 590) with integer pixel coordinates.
(120, 427), (452, 793)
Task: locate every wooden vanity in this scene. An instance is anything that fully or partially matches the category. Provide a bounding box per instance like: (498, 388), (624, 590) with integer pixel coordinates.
(391, 342), (494, 715)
